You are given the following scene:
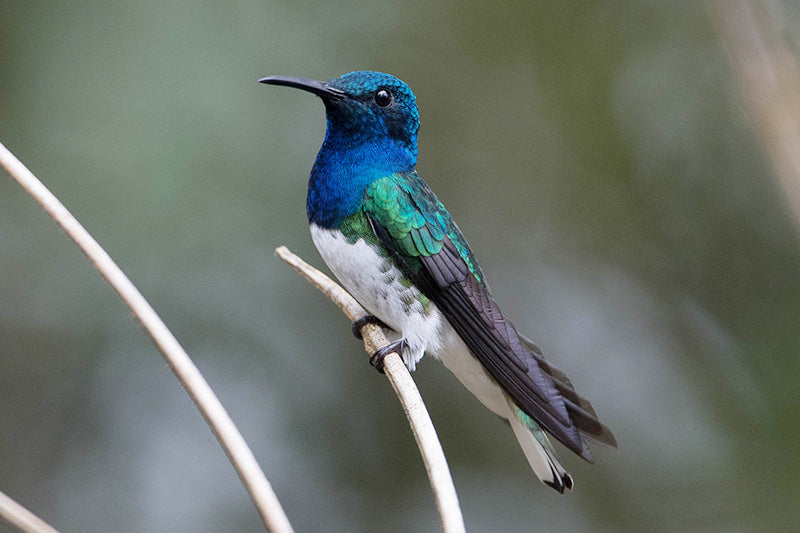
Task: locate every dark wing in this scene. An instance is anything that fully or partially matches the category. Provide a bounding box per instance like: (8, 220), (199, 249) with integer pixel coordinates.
(363, 173), (616, 460)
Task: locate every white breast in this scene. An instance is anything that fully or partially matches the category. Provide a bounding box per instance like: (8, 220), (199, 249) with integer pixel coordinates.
(309, 223), (444, 370)
(309, 223), (508, 417)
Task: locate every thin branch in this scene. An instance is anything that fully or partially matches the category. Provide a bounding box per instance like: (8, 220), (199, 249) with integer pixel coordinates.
(0, 141), (293, 533)
(0, 490), (58, 533)
(275, 246), (466, 533)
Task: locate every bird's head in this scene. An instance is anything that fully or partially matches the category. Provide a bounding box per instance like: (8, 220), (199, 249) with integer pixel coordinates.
(260, 71), (419, 164)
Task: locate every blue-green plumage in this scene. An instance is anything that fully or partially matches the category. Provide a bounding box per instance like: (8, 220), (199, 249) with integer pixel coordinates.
(260, 71), (616, 492)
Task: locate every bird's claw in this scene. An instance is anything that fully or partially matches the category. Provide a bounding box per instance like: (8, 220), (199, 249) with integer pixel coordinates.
(351, 314), (392, 340)
(369, 339), (408, 374)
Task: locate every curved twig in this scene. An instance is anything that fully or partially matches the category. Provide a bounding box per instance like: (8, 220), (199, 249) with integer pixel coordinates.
(0, 141), (293, 533)
(0, 490), (58, 533)
(275, 245), (466, 533)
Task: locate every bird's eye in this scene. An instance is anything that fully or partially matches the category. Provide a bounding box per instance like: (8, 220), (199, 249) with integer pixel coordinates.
(374, 89), (393, 107)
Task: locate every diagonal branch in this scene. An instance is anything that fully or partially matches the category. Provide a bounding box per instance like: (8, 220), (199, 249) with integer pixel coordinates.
(0, 141), (293, 533)
(275, 246), (466, 533)
(0, 490), (58, 533)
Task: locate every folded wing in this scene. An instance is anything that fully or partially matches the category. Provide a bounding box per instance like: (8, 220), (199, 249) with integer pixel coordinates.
(364, 172), (616, 460)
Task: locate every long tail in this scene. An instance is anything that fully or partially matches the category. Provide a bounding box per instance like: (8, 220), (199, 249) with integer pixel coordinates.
(507, 397), (574, 493)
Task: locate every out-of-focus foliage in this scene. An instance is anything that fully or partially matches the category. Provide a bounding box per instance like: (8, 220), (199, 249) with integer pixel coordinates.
(2, 1), (799, 531)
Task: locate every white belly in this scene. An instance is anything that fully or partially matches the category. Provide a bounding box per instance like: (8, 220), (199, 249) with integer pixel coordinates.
(309, 223), (509, 418)
(310, 223), (444, 370)
(434, 324), (510, 418)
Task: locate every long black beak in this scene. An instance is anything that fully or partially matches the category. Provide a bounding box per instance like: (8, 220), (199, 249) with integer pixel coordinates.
(259, 75), (346, 101)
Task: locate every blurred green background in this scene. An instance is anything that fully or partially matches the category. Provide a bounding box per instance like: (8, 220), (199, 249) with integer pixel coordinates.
(2, 1), (800, 531)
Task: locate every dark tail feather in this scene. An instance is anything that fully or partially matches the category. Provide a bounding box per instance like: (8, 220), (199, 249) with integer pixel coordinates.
(562, 398), (618, 448)
(519, 334), (618, 451)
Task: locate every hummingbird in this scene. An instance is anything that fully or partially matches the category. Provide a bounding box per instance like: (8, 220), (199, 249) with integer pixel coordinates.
(260, 71), (616, 492)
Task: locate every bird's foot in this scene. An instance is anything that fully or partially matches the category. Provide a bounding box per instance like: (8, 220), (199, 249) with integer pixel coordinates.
(351, 314), (392, 340)
(369, 339), (408, 374)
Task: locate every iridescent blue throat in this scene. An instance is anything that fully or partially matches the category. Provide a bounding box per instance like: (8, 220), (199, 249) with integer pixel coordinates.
(307, 127), (417, 228)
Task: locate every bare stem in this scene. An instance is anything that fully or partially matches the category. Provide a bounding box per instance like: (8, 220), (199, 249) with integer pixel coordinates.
(0, 141), (293, 533)
(275, 246), (466, 533)
(0, 491), (58, 533)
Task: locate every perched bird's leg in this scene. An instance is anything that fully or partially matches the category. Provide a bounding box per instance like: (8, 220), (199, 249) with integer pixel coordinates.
(369, 339), (408, 374)
(351, 314), (392, 340)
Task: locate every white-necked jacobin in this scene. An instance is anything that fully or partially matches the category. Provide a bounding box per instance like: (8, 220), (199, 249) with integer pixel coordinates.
(260, 71), (616, 492)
